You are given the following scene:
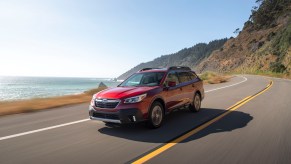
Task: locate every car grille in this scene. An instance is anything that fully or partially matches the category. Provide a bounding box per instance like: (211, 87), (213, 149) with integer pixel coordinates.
(92, 112), (119, 120)
(94, 99), (120, 109)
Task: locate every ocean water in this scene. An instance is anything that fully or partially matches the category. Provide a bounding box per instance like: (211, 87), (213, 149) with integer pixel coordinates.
(0, 76), (121, 101)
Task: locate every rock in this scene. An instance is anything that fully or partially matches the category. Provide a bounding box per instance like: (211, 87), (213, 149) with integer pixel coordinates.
(98, 82), (107, 88)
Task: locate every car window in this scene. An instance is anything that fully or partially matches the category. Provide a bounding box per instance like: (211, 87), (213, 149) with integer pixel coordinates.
(120, 72), (165, 87)
(164, 72), (179, 87)
(188, 72), (198, 80)
(140, 73), (163, 85)
(122, 73), (143, 86)
(177, 71), (191, 83)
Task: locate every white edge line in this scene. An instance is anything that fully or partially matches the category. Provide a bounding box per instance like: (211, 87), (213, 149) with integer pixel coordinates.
(205, 76), (247, 93)
(0, 76), (248, 141)
(0, 119), (89, 141)
(243, 74), (291, 82)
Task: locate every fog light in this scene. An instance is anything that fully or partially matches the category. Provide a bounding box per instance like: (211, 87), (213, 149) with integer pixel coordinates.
(133, 116), (136, 122)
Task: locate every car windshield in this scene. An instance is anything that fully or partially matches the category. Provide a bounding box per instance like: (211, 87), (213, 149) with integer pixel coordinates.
(119, 72), (165, 87)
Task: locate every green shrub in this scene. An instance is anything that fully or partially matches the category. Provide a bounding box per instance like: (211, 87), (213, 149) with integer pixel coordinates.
(200, 71), (217, 80)
(270, 62), (286, 73)
(272, 22), (291, 58)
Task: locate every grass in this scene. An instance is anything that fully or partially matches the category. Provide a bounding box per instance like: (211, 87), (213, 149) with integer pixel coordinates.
(200, 71), (231, 84)
(0, 87), (107, 116)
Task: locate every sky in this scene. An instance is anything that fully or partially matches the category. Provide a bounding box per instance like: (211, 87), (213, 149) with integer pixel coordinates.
(0, 0), (256, 78)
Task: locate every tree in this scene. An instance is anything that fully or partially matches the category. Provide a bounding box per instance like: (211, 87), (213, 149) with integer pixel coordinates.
(233, 28), (240, 34)
(249, 0), (291, 29)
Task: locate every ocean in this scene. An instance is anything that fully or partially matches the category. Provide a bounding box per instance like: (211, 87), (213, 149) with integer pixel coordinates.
(0, 76), (121, 101)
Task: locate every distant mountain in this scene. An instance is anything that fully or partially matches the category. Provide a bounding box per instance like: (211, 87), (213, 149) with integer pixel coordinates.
(119, 0), (291, 79)
(197, 0), (291, 76)
(118, 38), (227, 79)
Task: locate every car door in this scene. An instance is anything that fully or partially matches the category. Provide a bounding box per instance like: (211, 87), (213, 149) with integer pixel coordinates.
(177, 71), (193, 105)
(187, 71), (201, 99)
(163, 71), (184, 111)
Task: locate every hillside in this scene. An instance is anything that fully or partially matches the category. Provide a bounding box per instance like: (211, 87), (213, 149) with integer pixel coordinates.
(118, 39), (227, 79)
(119, 0), (291, 79)
(197, 0), (291, 76)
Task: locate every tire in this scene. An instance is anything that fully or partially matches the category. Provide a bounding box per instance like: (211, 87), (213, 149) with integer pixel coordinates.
(189, 92), (201, 112)
(147, 101), (164, 128)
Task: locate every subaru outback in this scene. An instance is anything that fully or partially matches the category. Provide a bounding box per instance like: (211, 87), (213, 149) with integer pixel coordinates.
(89, 66), (204, 128)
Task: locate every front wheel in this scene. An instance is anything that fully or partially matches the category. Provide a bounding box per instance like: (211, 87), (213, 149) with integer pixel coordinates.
(147, 101), (164, 128)
(189, 93), (201, 112)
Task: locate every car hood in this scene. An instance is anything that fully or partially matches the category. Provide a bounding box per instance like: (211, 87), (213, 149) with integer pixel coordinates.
(95, 86), (159, 99)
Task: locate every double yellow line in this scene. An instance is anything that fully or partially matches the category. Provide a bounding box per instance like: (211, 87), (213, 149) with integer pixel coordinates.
(132, 81), (273, 164)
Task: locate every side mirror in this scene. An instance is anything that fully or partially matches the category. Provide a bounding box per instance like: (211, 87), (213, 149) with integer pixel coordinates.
(168, 81), (176, 87)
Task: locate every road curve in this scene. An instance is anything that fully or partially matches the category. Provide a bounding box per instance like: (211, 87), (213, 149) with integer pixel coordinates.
(0, 75), (290, 164)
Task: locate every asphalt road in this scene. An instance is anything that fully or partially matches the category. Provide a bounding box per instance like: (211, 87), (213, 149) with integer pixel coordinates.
(0, 75), (290, 164)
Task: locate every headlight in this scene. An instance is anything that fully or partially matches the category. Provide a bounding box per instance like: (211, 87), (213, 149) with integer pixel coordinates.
(124, 93), (147, 104)
(90, 95), (95, 106)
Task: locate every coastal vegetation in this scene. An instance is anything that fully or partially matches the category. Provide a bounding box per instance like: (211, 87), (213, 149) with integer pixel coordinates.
(200, 72), (231, 84)
(0, 86), (107, 116)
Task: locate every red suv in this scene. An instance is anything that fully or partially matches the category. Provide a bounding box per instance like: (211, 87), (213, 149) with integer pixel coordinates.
(89, 66), (204, 128)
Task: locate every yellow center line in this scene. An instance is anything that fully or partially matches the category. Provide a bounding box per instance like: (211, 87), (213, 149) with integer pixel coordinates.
(132, 80), (273, 164)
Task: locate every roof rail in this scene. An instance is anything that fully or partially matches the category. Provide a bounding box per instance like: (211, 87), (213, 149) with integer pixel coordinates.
(168, 66), (191, 71)
(138, 68), (162, 72)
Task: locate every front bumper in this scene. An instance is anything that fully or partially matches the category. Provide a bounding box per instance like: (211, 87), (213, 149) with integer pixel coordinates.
(90, 116), (122, 123)
(89, 106), (145, 124)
